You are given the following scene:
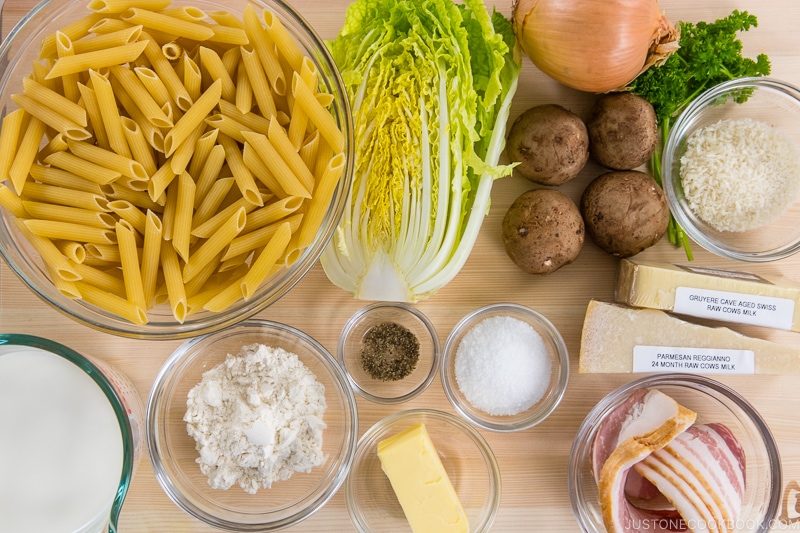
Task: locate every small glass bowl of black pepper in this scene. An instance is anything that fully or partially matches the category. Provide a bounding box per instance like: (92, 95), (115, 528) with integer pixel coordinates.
(441, 303), (570, 432)
(338, 302), (440, 404)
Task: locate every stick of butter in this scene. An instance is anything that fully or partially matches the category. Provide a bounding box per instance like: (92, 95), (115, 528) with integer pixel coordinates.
(616, 259), (800, 331)
(580, 300), (800, 375)
(377, 423), (469, 533)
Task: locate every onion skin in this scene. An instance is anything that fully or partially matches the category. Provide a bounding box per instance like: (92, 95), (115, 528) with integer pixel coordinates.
(512, 0), (679, 93)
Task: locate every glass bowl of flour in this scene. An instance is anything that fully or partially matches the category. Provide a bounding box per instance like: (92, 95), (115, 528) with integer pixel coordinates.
(147, 319), (358, 530)
(440, 302), (570, 432)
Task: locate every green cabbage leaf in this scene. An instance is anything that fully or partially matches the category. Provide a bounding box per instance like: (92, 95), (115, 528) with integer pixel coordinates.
(321, 0), (520, 301)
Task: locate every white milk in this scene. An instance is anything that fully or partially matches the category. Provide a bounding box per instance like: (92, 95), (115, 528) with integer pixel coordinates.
(0, 347), (124, 533)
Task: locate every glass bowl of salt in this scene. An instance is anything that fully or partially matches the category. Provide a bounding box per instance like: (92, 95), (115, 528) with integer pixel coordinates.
(441, 302), (569, 432)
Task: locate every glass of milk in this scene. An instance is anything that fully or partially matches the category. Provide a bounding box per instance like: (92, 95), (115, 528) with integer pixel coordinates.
(0, 334), (144, 533)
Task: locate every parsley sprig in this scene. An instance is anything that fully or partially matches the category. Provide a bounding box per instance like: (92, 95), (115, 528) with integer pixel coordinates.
(628, 10), (771, 260)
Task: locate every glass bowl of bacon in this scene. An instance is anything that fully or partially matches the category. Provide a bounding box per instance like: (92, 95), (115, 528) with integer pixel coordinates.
(0, 0), (353, 339)
(568, 374), (781, 533)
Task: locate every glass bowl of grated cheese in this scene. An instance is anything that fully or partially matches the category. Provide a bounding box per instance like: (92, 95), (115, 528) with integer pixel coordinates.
(440, 302), (570, 432)
(146, 319), (358, 531)
(662, 77), (800, 262)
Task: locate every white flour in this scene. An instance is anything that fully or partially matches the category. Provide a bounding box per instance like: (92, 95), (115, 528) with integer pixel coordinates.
(184, 343), (327, 494)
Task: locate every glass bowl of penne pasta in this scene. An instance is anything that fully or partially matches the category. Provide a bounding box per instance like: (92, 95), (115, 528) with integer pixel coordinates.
(0, 0), (353, 338)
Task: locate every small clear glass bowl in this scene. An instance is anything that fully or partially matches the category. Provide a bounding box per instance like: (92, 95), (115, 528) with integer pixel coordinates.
(338, 302), (439, 404)
(345, 409), (501, 533)
(0, 0), (354, 339)
(662, 77), (800, 262)
(441, 303), (569, 432)
(569, 374), (781, 533)
(147, 319), (358, 531)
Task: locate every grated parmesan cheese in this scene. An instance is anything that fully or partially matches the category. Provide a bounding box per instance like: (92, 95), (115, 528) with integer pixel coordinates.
(680, 117), (800, 232)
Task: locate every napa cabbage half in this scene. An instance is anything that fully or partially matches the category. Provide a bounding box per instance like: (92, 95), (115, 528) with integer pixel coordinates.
(321, 0), (520, 302)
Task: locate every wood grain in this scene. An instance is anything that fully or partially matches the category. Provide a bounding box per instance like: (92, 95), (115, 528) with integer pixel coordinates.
(1, 0), (799, 531)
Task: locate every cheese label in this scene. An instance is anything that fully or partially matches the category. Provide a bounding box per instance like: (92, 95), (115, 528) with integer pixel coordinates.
(674, 286), (794, 330)
(633, 346), (755, 375)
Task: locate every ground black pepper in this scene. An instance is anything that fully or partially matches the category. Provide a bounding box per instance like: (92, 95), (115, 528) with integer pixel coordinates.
(360, 321), (420, 381)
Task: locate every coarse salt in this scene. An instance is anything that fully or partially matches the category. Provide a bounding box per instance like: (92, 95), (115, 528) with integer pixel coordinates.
(454, 315), (551, 416)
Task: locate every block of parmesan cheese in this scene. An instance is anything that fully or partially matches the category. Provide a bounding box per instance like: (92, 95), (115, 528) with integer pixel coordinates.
(615, 259), (800, 332)
(579, 300), (800, 375)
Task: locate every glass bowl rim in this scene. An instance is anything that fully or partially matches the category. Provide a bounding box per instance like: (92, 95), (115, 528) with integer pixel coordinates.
(440, 302), (570, 432)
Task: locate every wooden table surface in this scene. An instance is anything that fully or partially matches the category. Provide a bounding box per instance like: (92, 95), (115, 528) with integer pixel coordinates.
(2, 0), (800, 531)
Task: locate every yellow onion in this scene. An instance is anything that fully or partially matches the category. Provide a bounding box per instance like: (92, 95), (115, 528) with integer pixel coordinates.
(512, 0), (679, 93)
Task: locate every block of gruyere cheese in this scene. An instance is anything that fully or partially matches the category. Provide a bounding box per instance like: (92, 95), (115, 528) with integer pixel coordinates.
(615, 259), (800, 331)
(579, 300), (800, 375)
(377, 423), (469, 533)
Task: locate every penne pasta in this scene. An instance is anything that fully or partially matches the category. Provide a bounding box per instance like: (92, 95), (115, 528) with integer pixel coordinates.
(22, 77), (87, 127)
(180, 54), (202, 104)
(192, 176), (234, 230)
(89, 70), (132, 157)
(110, 64), (173, 128)
(30, 163), (104, 194)
(104, 183), (163, 212)
(46, 40), (148, 79)
(267, 119), (314, 192)
(120, 8), (215, 41)
(108, 199), (148, 234)
(163, 79), (221, 156)
(287, 57), (318, 150)
(235, 61), (253, 113)
(72, 25), (143, 54)
(160, 239), (187, 322)
(292, 71), (344, 152)
(242, 196), (304, 233)
(10, 117), (47, 194)
(14, 219), (81, 281)
(140, 32), (192, 112)
(116, 221), (146, 311)
(201, 271), (247, 313)
(133, 66), (171, 107)
(22, 200), (116, 229)
(39, 13), (105, 59)
(242, 5), (285, 96)
(0, 109), (26, 182)
(240, 220), (291, 300)
(141, 209), (163, 306)
(44, 151), (122, 185)
(203, 113), (247, 143)
(71, 261), (127, 298)
(22, 182), (108, 211)
(297, 152), (345, 248)
(54, 241), (86, 264)
(217, 132), (263, 206)
(10, 93), (90, 141)
(187, 128), (219, 180)
(25, 218), (118, 245)
(0, 183), (28, 219)
(76, 82), (111, 150)
(38, 133), (69, 162)
(85, 243), (121, 262)
(172, 171), (195, 262)
(240, 45), (276, 118)
(191, 196), (252, 239)
(183, 205), (246, 282)
(199, 46), (236, 102)
(194, 143), (226, 206)
(218, 99), (270, 134)
(88, 0), (171, 14)
(242, 142), (287, 198)
(263, 10), (303, 73)
(223, 212), (302, 261)
(148, 161), (178, 203)
(170, 123), (205, 174)
(88, 18), (136, 35)
(242, 131), (310, 198)
(120, 116), (157, 176)
(66, 139), (148, 181)
(298, 130), (320, 172)
(75, 281), (148, 325)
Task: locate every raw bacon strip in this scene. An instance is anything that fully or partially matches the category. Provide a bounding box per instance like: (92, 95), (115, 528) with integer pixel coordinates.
(595, 390), (697, 533)
(637, 424), (746, 532)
